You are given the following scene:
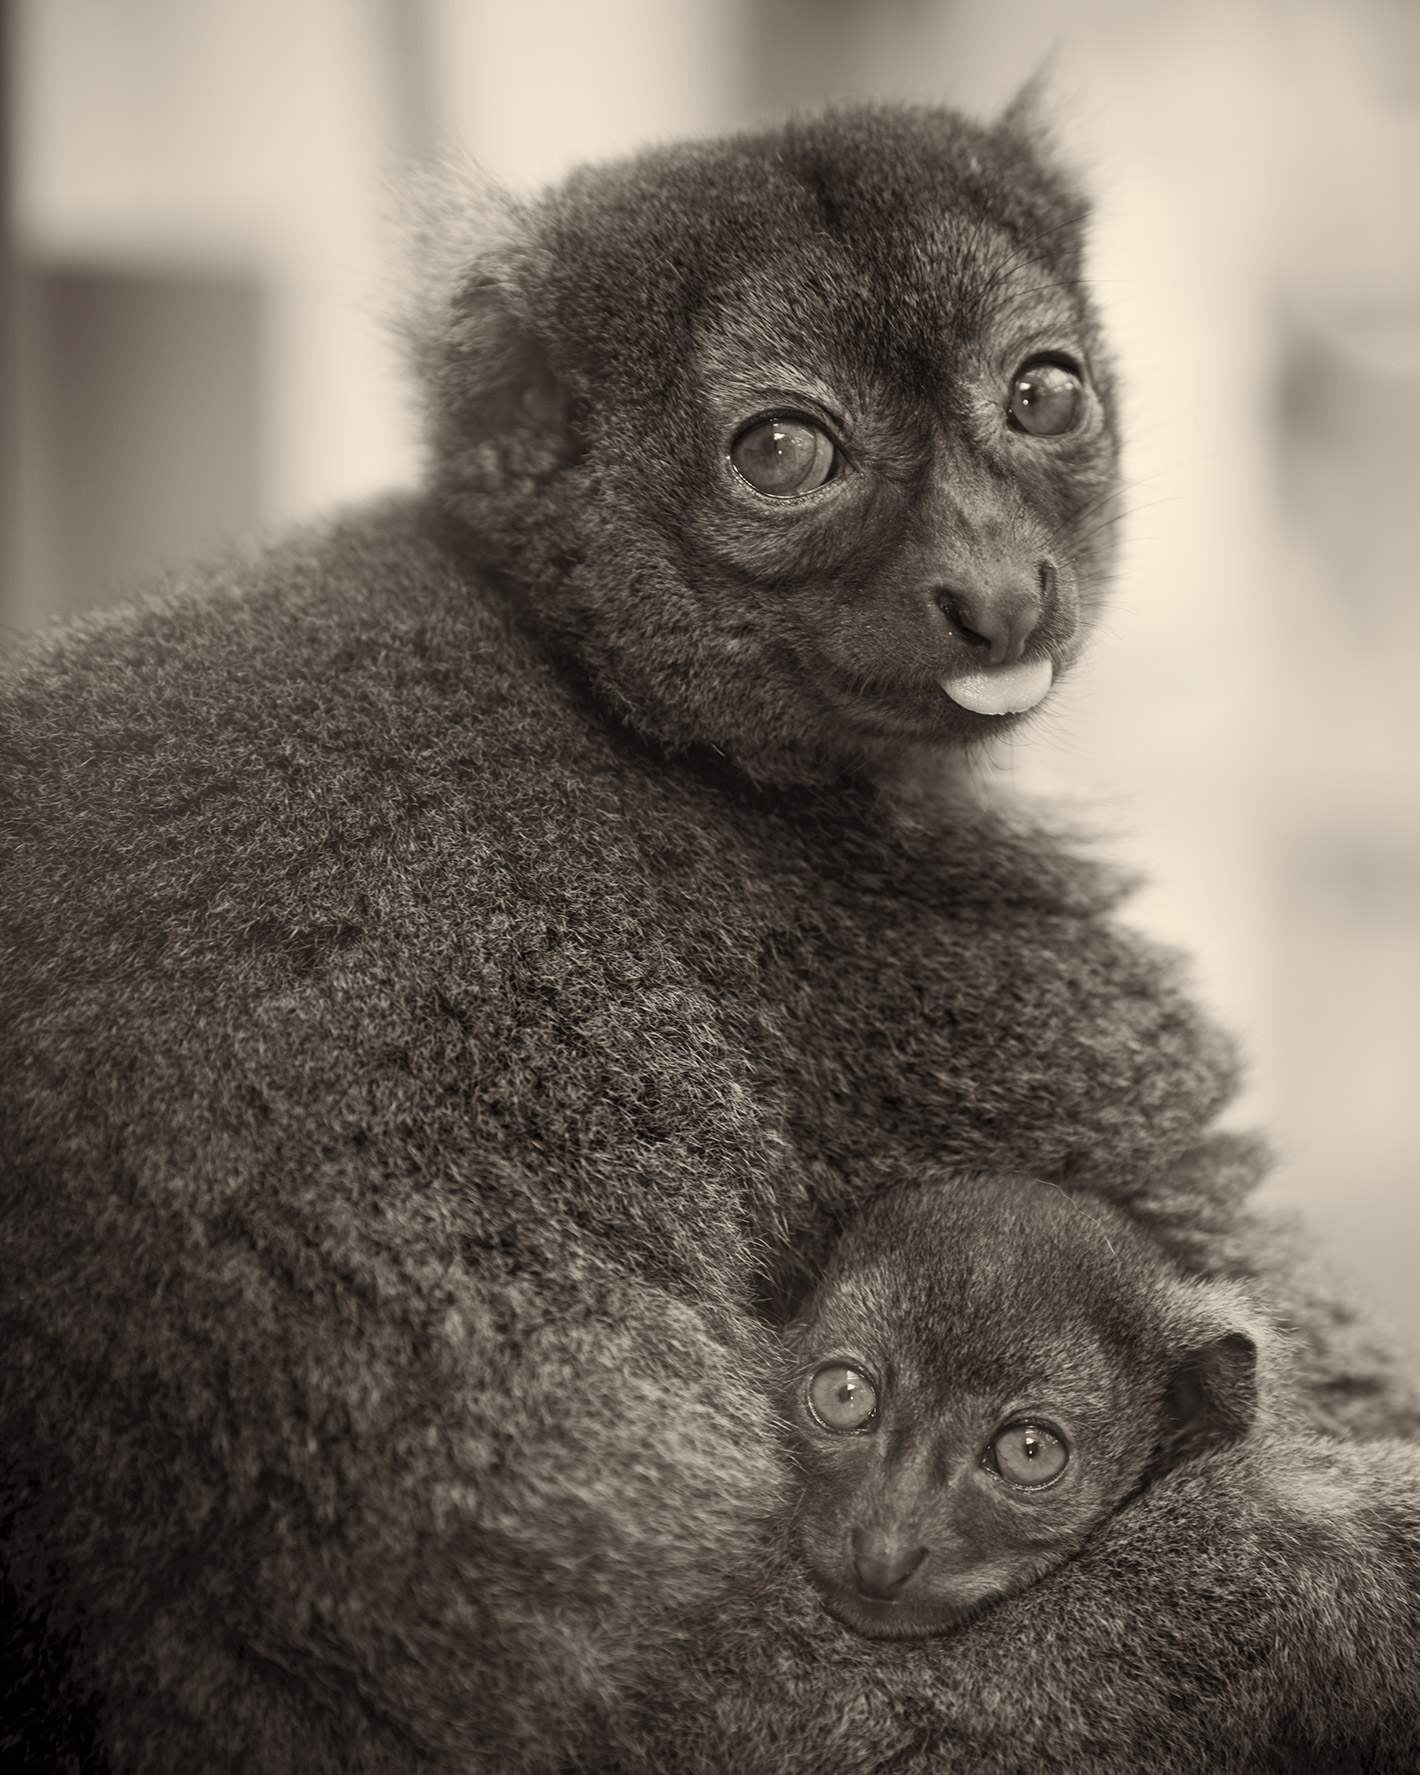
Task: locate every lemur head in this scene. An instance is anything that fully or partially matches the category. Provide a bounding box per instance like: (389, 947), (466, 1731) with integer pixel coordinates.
(422, 106), (1120, 784)
(785, 1173), (1259, 1640)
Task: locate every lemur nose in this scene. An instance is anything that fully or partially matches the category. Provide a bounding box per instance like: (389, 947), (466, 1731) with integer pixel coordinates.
(936, 561), (1054, 666)
(851, 1529), (927, 1598)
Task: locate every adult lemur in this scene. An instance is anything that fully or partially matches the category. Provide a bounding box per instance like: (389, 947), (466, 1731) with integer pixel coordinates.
(4, 104), (1419, 1773)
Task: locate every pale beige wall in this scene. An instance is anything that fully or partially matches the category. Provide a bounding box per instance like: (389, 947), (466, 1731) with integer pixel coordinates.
(420, 0), (742, 186)
(13, 0), (424, 629)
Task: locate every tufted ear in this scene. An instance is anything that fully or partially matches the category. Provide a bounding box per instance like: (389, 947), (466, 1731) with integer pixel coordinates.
(1154, 1329), (1259, 1472)
(994, 65), (1091, 256)
(432, 278), (581, 480)
(395, 160), (580, 480)
(998, 65), (1058, 145)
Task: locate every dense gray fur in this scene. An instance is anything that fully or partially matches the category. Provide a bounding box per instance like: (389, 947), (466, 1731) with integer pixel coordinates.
(3, 106), (1419, 1772)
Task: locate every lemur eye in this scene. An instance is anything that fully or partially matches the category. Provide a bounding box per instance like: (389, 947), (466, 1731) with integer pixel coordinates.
(987, 1422), (1068, 1488)
(807, 1363), (878, 1431)
(730, 418), (837, 496)
(1008, 360), (1084, 437)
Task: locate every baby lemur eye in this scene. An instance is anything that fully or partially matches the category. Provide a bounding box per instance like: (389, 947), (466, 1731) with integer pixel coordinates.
(987, 1422), (1069, 1488)
(730, 417), (837, 497)
(806, 1363), (878, 1431)
(1008, 360), (1084, 437)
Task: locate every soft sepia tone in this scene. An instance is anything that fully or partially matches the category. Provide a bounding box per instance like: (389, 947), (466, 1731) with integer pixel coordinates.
(7, 0), (1419, 1343)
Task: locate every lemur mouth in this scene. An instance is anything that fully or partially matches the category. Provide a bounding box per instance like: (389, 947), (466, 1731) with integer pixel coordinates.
(818, 1586), (966, 1642)
(938, 654), (1054, 716)
(822, 660), (1055, 742)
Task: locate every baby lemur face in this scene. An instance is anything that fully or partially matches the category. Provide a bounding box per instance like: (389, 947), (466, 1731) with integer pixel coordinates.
(786, 1174), (1257, 1640)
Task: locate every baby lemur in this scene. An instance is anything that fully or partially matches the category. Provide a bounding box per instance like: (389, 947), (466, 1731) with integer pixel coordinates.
(787, 1172), (1258, 1640)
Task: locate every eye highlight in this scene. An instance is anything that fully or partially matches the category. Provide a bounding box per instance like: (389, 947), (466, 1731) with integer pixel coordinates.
(986, 1422), (1068, 1488)
(806, 1363), (879, 1432)
(730, 417), (837, 497)
(1008, 360), (1084, 437)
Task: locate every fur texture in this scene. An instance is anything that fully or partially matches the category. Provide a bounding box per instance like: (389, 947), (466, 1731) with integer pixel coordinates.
(3, 106), (1418, 1773)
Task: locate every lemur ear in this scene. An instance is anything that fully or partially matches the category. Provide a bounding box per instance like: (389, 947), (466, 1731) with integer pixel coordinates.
(998, 66), (1056, 143)
(1155, 1330), (1258, 1471)
(437, 278), (581, 474)
(398, 164), (578, 478)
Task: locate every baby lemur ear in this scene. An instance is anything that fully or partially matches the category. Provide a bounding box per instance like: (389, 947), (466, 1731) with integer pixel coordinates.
(1155, 1330), (1259, 1473)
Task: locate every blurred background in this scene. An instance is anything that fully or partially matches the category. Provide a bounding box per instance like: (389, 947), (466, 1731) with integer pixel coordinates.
(3, 0), (1418, 1344)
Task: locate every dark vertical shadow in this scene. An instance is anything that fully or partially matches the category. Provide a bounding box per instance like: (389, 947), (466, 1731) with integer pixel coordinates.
(30, 267), (264, 619)
(375, 0), (441, 166)
(1, 0), (20, 640)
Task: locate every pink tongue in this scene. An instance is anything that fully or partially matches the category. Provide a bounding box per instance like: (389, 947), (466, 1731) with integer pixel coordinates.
(940, 656), (1053, 716)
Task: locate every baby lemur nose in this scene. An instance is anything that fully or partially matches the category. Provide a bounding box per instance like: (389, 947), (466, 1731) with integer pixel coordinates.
(935, 561), (1054, 666)
(851, 1529), (928, 1598)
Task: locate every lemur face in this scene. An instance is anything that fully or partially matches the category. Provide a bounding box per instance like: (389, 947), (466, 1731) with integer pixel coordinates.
(785, 1175), (1257, 1639)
